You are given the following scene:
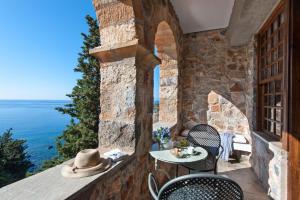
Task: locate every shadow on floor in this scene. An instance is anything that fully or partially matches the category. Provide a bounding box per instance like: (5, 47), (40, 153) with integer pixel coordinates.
(217, 156), (270, 200)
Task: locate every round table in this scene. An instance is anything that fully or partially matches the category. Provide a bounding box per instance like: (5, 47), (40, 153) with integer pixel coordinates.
(149, 145), (208, 177)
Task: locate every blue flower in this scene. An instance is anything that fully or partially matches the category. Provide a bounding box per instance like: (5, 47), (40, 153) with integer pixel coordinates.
(152, 127), (170, 143)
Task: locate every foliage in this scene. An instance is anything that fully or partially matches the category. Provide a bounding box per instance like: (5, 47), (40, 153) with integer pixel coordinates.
(176, 138), (189, 148)
(47, 15), (100, 165)
(56, 120), (99, 159)
(153, 127), (171, 144)
(0, 129), (33, 187)
(39, 157), (65, 171)
(153, 101), (159, 113)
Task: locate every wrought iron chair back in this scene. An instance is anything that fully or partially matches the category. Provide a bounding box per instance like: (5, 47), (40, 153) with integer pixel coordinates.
(187, 124), (222, 157)
(149, 173), (244, 200)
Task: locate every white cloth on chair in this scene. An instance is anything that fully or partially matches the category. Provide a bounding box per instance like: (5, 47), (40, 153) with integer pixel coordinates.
(220, 132), (234, 161)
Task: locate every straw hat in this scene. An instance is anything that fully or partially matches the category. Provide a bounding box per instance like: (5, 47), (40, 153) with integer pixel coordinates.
(61, 149), (112, 178)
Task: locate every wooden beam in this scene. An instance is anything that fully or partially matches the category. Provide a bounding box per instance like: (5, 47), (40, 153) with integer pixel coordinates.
(287, 0), (300, 199)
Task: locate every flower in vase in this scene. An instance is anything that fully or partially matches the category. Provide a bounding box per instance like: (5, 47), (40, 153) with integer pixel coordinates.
(153, 127), (170, 144)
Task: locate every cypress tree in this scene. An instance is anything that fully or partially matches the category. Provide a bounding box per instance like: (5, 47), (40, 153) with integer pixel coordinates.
(55, 15), (100, 159)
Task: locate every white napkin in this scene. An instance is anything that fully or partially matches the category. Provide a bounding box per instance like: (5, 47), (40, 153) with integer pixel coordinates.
(103, 149), (128, 162)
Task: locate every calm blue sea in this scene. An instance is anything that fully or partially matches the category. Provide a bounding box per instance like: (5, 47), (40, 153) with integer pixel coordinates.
(0, 100), (71, 171)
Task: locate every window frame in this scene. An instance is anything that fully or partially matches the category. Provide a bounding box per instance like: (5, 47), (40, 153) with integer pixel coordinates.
(256, 1), (289, 141)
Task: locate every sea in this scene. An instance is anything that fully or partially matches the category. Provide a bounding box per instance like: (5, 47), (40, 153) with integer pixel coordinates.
(0, 100), (71, 171)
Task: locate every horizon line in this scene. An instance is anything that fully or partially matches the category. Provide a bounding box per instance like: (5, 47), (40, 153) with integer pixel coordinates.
(0, 99), (71, 101)
(0, 97), (160, 101)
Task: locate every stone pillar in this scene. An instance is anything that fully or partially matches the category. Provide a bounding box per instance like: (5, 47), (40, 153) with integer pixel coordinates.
(159, 54), (178, 124)
(90, 0), (160, 153)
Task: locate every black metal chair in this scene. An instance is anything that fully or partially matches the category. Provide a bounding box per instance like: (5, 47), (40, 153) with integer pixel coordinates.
(182, 124), (223, 174)
(148, 173), (244, 200)
(149, 173), (160, 200)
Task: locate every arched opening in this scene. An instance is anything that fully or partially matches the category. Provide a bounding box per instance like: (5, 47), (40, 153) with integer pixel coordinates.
(153, 21), (178, 127)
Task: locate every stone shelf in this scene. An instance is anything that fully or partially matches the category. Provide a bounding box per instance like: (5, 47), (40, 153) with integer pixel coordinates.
(89, 39), (161, 67)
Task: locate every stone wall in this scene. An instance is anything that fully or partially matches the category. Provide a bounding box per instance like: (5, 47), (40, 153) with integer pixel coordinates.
(72, 156), (153, 200)
(72, 154), (186, 200)
(182, 30), (254, 139)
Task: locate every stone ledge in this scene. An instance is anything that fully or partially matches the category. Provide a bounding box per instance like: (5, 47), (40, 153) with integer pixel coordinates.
(0, 148), (135, 200)
(251, 131), (284, 152)
(251, 131), (288, 200)
(89, 39), (161, 66)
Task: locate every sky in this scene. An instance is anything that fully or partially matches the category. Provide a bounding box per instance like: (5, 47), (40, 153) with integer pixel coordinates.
(154, 48), (160, 101)
(153, 66), (160, 102)
(0, 0), (160, 100)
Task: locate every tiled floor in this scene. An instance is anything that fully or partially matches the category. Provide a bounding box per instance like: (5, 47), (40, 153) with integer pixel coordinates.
(174, 155), (269, 199)
(156, 154), (269, 199)
(217, 156), (270, 200)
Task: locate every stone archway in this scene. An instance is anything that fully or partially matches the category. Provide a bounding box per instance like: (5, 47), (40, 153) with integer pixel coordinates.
(154, 21), (178, 126)
(89, 1), (184, 199)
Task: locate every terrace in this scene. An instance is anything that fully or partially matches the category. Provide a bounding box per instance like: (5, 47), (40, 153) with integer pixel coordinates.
(1, 0), (300, 199)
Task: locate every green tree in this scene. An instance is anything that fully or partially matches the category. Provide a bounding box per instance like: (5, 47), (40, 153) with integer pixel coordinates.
(0, 129), (33, 187)
(44, 15), (100, 167)
(39, 157), (65, 172)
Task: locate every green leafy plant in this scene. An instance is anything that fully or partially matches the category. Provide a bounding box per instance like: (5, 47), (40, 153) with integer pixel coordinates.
(178, 139), (189, 148)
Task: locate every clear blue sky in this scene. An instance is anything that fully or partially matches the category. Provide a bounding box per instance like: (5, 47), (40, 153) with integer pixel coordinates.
(154, 48), (160, 101)
(154, 66), (160, 101)
(0, 0), (160, 100)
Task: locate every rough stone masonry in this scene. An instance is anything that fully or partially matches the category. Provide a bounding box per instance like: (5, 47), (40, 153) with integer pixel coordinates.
(182, 29), (255, 141)
(88, 0), (184, 199)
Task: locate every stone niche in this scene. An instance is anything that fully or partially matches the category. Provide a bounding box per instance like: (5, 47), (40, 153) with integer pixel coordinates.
(207, 91), (250, 139)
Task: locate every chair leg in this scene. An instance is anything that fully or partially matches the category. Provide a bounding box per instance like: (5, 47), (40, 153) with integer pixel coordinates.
(214, 163), (218, 174)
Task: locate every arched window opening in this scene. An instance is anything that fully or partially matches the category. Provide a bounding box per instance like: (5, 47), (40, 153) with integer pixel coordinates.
(153, 21), (178, 127)
(153, 63), (160, 124)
